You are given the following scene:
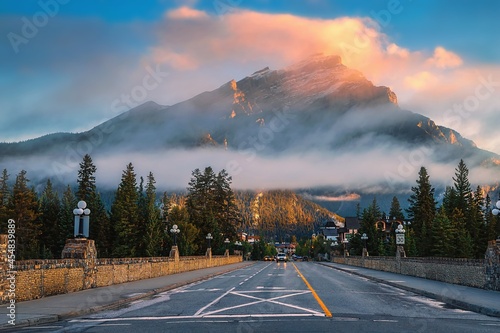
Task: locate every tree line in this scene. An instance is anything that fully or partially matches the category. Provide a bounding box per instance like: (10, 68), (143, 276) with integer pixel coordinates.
(0, 155), (241, 259)
(350, 159), (499, 259)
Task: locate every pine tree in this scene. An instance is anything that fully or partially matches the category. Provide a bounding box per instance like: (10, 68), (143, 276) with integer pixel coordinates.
(430, 207), (453, 257)
(361, 197), (381, 256)
(407, 167), (436, 256)
(0, 169), (11, 233)
(111, 163), (139, 257)
(484, 194), (497, 242)
(470, 186), (486, 258)
(389, 196), (405, 220)
(76, 154), (111, 257)
(76, 154), (97, 202)
(452, 159), (472, 217)
(58, 185), (76, 255)
(39, 179), (60, 258)
(142, 172), (163, 257)
(9, 170), (41, 259)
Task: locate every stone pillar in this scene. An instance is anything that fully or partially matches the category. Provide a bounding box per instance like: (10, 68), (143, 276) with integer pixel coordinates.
(485, 238), (500, 291)
(169, 245), (179, 262)
(0, 235), (8, 303)
(61, 238), (97, 289)
(396, 245), (406, 259)
(362, 248), (369, 257)
(206, 248), (212, 267)
(224, 249), (229, 257)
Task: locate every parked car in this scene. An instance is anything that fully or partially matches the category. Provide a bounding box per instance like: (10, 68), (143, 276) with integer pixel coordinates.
(276, 253), (287, 262)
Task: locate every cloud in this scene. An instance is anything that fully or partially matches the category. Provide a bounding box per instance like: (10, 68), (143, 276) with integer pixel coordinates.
(426, 46), (463, 69)
(166, 6), (208, 20)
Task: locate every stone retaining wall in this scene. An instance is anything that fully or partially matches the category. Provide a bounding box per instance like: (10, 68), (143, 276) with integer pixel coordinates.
(333, 256), (486, 289)
(332, 240), (500, 290)
(0, 234), (242, 304)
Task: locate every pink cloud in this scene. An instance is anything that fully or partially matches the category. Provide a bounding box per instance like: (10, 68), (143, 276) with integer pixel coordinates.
(426, 46), (463, 69)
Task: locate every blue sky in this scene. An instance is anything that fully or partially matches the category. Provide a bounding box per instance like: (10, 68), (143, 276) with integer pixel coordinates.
(1, 0), (499, 154)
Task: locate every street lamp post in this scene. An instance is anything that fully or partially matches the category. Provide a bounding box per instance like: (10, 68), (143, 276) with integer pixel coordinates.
(206, 232), (213, 258)
(395, 224), (406, 258)
(170, 224), (180, 246)
(492, 200), (500, 217)
(235, 241), (242, 256)
(73, 200), (91, 238)
(224, 238), (230, 257)
(342, 238), (349, 258)
(206, 233), (213, 248)
(361, 233), (369, 257)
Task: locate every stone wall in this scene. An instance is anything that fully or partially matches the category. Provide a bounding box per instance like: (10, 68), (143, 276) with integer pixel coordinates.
(0, 235), (242, 303)
(333, 255), (489, 290)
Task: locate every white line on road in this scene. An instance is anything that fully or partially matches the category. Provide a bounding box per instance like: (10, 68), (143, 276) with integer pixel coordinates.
(194, 287), (235, 316)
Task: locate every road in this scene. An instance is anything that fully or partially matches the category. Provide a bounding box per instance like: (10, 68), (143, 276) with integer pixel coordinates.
(18, 261), (500, 333)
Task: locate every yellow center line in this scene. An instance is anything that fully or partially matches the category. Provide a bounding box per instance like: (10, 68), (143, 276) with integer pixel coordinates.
(292, 263), (332, 318)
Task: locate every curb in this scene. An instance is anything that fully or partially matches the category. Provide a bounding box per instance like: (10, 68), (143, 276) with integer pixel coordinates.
(318, 262), (500, 318)
(1, 262), (255, 331)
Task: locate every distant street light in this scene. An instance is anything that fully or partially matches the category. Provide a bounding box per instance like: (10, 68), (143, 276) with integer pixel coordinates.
(170, 224), (180, 246)
(206, 233), (213, 248)
(342, 238), (349, 258)
(224, 238), (230, 250)
(361, 233), (368, 257)
(73, 200), (90, 238)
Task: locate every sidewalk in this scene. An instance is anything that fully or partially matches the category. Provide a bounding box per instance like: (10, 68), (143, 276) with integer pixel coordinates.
(319, 262), (500, 318)
(0, 261), (255, 330)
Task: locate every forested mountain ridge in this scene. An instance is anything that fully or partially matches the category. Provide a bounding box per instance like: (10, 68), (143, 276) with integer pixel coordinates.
(235, 190), (342, 241)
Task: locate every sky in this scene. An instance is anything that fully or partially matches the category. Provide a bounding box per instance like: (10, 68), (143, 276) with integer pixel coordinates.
(1, 0), (500, 196)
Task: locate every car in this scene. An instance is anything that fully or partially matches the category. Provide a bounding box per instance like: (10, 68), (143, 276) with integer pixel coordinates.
(276, 253), (287, 262)
(293, 255), (303, 261)
(263, 256), (272, 261)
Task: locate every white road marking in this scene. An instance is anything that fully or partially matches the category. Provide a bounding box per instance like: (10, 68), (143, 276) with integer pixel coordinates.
(194, 287), (235, 316)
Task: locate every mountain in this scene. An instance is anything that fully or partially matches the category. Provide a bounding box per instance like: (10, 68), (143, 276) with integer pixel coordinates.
(235, 190), (343, 240)
(1, 54), (499, 205)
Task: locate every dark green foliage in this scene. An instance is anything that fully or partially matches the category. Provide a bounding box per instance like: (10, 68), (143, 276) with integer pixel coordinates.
(186, 167), (240, 254)
(38, 179), (60, 258)
(58, 185), (76, 255)
(111, 163), (140, 257)
(0, 169), (11, 233)
(76, 154), (112, 257)
(9, 170), (41, 259)
(407, 167), (436, 256)
(142, 172), (163, 257)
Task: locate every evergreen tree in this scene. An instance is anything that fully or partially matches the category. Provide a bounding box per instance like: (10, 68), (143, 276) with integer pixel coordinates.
(38, 179), (60, 258)
(76, 154), (111, 257)
(389, 196), (405, 220)
(58, 185), (76, 255)
(111, 163), (140, 257)
(0, 169), (11, 233)
(442, 186), (457, 218)
(430, 207), (453, 257)
(452, 159), (472, 217)
(470, 186), (486, 258)
(407, 167), (436, 256)
(142, 172), (163, 257)
(76, 154), (97, 202)
(361, 197), (381, 256)
(9, 170), (41, 259)
(450, 208), (473, 258)
(484, 194), (497, 242)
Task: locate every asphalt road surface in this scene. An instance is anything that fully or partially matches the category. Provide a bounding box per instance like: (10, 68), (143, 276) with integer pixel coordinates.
(19, 262), (500, 333)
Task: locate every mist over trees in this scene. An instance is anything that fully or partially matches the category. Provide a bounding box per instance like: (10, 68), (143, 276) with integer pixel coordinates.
(0, 155), (498, 260)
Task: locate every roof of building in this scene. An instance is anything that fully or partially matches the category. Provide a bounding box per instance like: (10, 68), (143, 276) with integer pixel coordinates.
(345, 217), (361, 230)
